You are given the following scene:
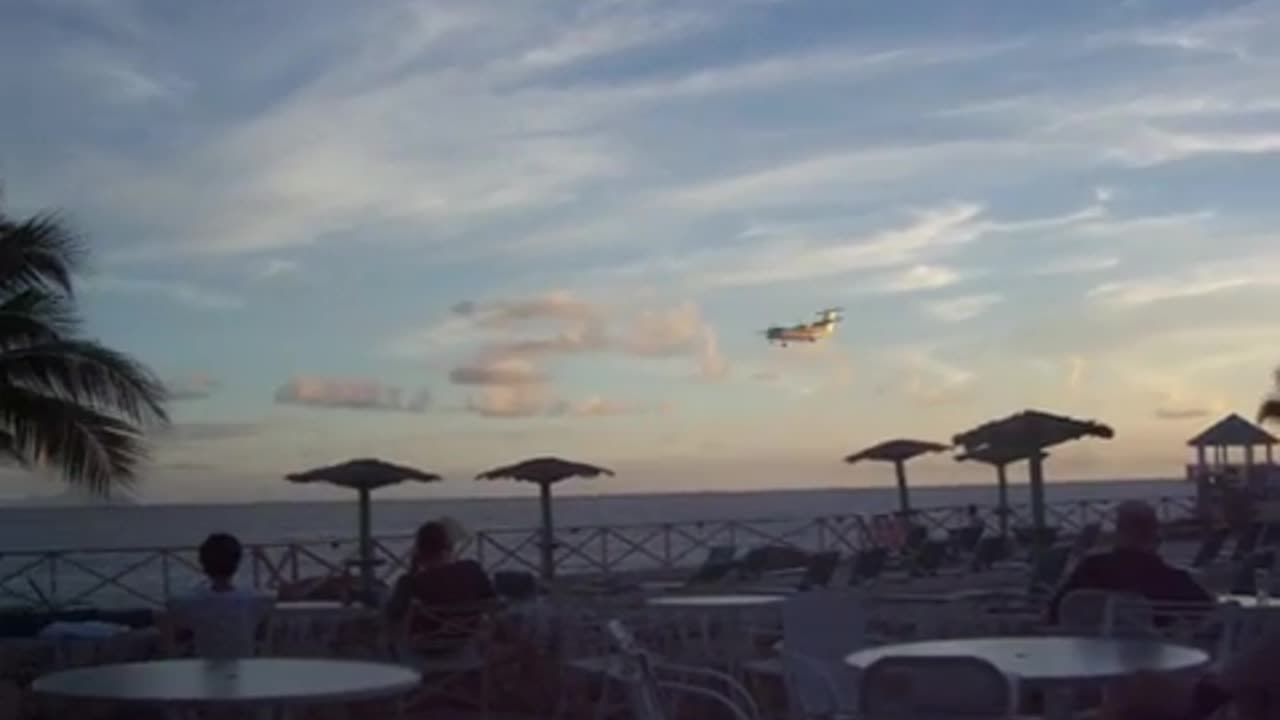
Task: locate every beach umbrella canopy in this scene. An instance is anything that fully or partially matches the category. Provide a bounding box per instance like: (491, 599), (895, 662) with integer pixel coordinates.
(845, 439), (949, 516)
(477, 456), (614, 580)
(955, 445), (1049, 536)
(286, 458), (441, 604)
(953, 410), (1113, 535)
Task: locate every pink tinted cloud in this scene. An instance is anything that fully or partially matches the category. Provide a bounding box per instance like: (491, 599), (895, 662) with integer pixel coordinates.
(274, 376), (429, 412)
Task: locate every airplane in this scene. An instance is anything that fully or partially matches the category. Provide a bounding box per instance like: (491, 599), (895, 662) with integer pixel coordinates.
(763, 307), (843, 347)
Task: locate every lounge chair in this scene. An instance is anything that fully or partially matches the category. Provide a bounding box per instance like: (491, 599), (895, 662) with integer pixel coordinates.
(1230, 523), (1263, 562)
(686, 545), (739, 585)
(848, 547), (888, 586)
(1228, 550), (1276, 595)
(1026, 544), (1073, 597)
(969, 536), (1010, 572)
(1190, 528), (1230, 569)
(1071, 523), (1102, 556)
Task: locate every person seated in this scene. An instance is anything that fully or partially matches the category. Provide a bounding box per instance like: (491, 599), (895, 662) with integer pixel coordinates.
(1048, 500), (1211, 624)
(385, 521), (497, 655)
(161, 533), (274, 658)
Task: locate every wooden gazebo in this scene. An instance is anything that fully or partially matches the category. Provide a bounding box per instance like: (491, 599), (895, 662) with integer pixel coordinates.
(845, 439), (949, 517)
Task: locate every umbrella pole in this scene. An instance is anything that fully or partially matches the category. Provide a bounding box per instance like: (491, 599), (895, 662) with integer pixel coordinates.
(1028, 453), (1047, 544)
(894, 460), (912, 519)
(996, 463), (1010, 538)
(539, 482), (555, 582)
(358, 488), (373, 606)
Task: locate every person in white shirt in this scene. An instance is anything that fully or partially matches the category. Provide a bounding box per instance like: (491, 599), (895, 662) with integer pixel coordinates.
(160, 533), (274, 659)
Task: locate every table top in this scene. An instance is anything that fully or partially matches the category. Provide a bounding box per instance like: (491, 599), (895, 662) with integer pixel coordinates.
(647, 594), (786, 608)
(31, 658), (419, 705)
(846, 636), (1208, 684)
(1219, 594), (1280, 608)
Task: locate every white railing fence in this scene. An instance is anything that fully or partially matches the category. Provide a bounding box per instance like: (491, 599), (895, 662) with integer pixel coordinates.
(0, 496), (1199, 611)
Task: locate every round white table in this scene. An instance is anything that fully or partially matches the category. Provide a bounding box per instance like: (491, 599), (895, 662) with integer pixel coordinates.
(646, 594), (786, 608)
(847, 637), (1208, 720)
(31, 658), (419, 708)
(845, 636), (1208, 685)
(1219, 594), (1280, 608)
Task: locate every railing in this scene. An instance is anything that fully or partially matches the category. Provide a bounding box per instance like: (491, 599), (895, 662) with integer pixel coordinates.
(0, 495), (1199, 611)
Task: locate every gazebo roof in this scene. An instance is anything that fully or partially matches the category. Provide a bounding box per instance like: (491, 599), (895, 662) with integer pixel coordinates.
(1187, 413), (1277, 448)
(845, 439), (949, 464)
(956, 445), (1049, 466)
(954, 409), (1113, 453)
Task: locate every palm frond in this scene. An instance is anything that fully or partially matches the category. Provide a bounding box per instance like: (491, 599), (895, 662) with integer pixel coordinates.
(0, 339), (169, 426)
(0, 212), (85, 297)
(0, 386), (146, 496)
(0, 289), (78, 349)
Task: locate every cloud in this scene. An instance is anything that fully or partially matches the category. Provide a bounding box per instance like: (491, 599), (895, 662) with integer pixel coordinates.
(253, 259), (301, 281)
(1089, 256), (1280, 307)
(1066, 356), (1086, 397)
(898, 349), (977, 406)
(78, 274), (242, 311)
(875, 264), (963, 294)
(922, 294), (1003, 323)
(465, 384), (554, 418)
(449, 356), (548, 386)
(552, 396), (634, 417)
(273, 377), (429, 413)
(1031, 254), (1120, 276)
(698, 329), (729, 380)
(1155, 405), (1213, 421)
(156, 422), (260, 442)
(165, 375), (220, 401)
(622, 302), (705, 356)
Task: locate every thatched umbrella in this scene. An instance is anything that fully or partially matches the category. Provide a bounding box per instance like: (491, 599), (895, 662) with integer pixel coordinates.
(287, 458), (441, 604)
(955, 446), (1049, 537)
(1258, 366), (1280, 425)
(954, 410), (1113, 536)
(845, 439), (949, 517)
(476, 456), (614, 581)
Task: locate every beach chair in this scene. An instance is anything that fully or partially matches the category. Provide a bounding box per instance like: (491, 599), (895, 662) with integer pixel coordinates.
(685, 545), (739, 586)
(849, 547), (888, 586)
(1071, 523), (1102, 556)
(1231, 523), (1263, 562)
(1191, 528), (1230, 569)
(797, 551), (841, 590)
(1027, 544), (1073, 597)
(950, 525), (985, 557)
(969, 536), (1010, 572)
(1228, 550), (1276, 595)
(908, 540), (948, 577)
(857, 656), (1018, 719)
(774, 590), (867, 720)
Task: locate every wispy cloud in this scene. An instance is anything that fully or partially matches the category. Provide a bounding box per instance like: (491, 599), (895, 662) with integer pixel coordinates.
(1089, 255), (1280, 307)
(274, 377), (429, 413)
(164, 375), (220, 401)
(923, 294), (1003, 323)
(1031, 254), (1119, 277)
(78, 274), (242, 311)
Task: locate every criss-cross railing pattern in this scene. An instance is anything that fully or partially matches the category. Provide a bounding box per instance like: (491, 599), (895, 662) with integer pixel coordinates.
(0, 495), (1198, 610)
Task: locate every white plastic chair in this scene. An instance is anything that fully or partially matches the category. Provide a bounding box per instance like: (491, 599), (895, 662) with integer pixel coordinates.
(388, 600), (497, 718)
(1057, 589), (1154, 637)
(608, 619), (761, 720)
(776, 590), (866, 720)
(163, 591), (275, 659)
(858, 655), (1019, 719)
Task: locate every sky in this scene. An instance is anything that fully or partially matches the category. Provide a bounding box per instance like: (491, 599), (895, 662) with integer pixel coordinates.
(3, 0), (1280, 503)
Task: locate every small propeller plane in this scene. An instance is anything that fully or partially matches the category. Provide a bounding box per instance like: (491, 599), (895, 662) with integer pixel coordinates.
(763, 307), (843, 347)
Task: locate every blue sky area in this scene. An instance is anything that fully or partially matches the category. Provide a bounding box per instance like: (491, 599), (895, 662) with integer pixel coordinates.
(2, 0), (1280, 501)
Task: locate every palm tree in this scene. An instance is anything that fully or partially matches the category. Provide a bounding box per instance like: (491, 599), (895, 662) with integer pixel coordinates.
(0, 199), (168, 496)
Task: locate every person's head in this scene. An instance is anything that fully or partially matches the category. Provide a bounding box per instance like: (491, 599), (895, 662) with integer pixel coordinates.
(198, 533), (243, 582)
(414, 521), (454, 568)
(1114, 500), (1160, 551)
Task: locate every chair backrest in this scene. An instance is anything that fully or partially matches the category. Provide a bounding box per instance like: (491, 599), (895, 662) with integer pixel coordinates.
(1192, 528), (1230, 569)
(165, 590), (274, 659)
(1058, 589), (1153, 637)
(688, 546), (738, 585)
(493, 571), (538, 600)
(952, 526), (984, 554)
(912, 541), (947, 575)
(858, 655), (1017, 719)
(781, 591), (865, 716)
(609, 620), (670, 720)
(903, 525), (928, 553)
(800, 552), (841, 589)
(397, 600), (496, 658)
(850, 547), (888, 586)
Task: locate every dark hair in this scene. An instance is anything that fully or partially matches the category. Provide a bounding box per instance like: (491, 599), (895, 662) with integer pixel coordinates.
(415, 521), (453, 558)
(199, 533), (243, 578)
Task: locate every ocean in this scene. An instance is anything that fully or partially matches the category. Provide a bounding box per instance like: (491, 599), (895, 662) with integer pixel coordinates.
(0, 477), (1193, 551)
